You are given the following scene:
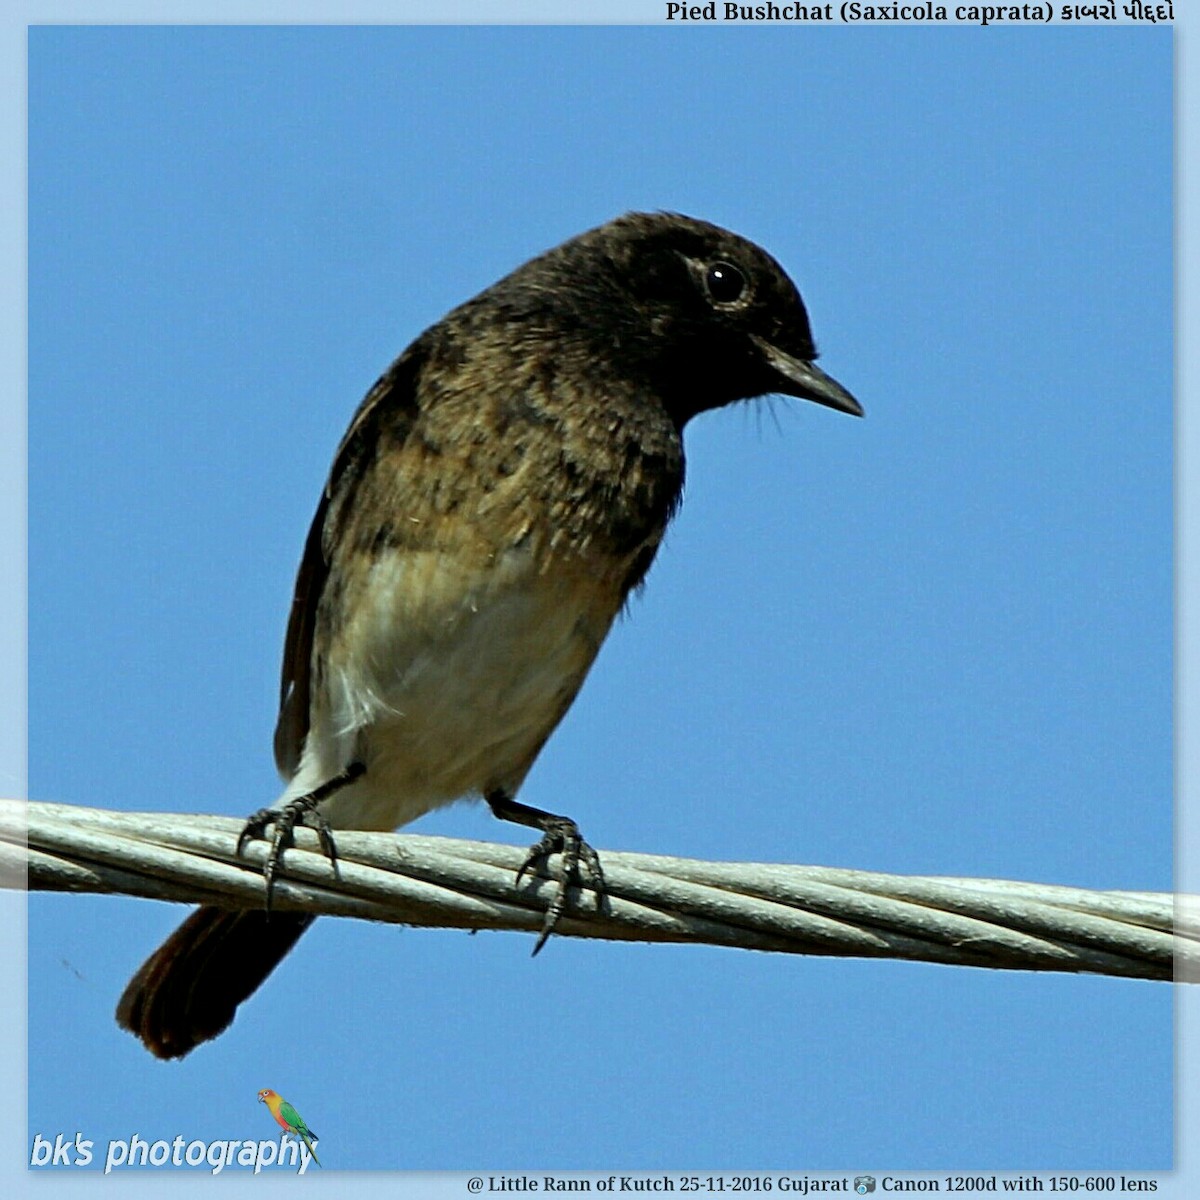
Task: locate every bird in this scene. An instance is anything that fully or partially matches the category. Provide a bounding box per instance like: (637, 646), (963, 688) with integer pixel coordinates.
(258, 1089), (321, 1166)
(115, 211), (862, 1059)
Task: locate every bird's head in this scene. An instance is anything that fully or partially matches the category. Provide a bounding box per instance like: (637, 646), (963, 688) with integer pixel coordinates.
(257, 1089), (277, 1104)
(513, 211), (862, 427)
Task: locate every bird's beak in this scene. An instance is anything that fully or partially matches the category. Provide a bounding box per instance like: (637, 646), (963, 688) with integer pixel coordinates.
(750, 335), (863, 417)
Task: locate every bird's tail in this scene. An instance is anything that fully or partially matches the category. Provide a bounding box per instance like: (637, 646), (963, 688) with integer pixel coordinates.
(116, 906), (315, 1059)
(299, 1133), (321, 1167)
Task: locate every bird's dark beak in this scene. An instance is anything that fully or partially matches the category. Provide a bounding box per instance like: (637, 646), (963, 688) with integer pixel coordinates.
(750, 335), (863, 417)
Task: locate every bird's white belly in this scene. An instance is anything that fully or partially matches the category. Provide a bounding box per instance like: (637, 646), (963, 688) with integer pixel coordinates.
(281, 545), (617, 832)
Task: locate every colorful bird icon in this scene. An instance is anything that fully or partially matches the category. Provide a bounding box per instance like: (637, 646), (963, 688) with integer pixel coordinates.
(257, 1088), (320, 1166)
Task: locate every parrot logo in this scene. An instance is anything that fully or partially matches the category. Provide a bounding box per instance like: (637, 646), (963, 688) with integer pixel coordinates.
(257, 1088), (321, 1166)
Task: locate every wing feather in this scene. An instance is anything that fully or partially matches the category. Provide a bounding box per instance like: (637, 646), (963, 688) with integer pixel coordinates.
(272, 344), (425, 778)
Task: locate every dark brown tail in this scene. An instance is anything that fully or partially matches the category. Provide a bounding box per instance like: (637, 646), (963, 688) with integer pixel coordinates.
(115, 906), (315, 1059)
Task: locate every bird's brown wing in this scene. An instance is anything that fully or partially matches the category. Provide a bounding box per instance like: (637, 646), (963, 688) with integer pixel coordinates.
(273, 344), (424, 778)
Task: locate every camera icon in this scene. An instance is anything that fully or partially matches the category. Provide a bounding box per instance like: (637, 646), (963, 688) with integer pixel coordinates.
(854, 1179), (876, 1196)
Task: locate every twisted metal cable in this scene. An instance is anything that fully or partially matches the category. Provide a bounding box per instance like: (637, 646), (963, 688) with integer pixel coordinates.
(2, 798), (1192, 982)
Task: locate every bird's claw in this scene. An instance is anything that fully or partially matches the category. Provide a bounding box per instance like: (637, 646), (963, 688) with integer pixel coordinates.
(236, 762), (363, 909)
(236, 797), (339, 911)
(515, 817), (606, 955)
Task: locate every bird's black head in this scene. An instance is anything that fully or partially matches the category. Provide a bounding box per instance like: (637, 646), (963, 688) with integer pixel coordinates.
(502, 211), (862, 427)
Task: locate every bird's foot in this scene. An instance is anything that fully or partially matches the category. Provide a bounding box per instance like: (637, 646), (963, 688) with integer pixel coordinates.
(514, 816), (607, 955)
(485, 790), (607, 952)
(236, 762), (364, 909)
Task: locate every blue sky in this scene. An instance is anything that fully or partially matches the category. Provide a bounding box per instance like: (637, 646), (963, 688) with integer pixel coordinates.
(20, 16), (1180, 1186)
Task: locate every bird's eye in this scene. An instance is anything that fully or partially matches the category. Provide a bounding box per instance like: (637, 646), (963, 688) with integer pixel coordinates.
(704, 260), (748, 305)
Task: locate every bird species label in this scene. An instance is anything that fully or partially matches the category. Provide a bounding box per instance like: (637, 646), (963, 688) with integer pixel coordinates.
(665, 1), (1172, 20)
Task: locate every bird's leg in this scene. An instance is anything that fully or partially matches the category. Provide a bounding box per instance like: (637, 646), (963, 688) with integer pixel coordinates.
(238, 761), (366, 910)
(486, 789), (606, 955)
